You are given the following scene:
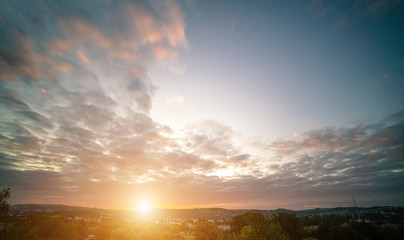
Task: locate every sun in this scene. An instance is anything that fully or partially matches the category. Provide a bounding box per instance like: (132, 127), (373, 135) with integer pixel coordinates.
(138, 201), (150, 213)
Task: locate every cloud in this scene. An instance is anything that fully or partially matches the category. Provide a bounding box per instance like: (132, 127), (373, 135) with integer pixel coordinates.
(0, 0), (189, 207)
(0, 0), (403, 210)
(361, 0), (400, 16)
(167, 95), (185, 103)
(309, 0), (402, 29)
(309, 0), (335, 18)
(258, 111), (404, 207)
(0, 0), (247, 208)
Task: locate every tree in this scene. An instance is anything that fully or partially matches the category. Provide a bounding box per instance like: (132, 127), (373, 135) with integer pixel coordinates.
(338, 226), (364, 240)
(194, 221), (218, 240)
(243, 212), (267, 238)
(239, 226), (258, 240)
(230, 212), (289, 240)
(0, 188), (10, 216)
(6, 215), (88, 240)
(265, 222), (289, 240)
(230, 215), (245, 233)
(271, 212), (302, 240)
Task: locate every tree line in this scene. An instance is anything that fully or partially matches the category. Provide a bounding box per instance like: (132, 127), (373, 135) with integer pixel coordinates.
(194, 211), (404, 240)
(2, 211), (404, 240)
(1, 188), (404, 240)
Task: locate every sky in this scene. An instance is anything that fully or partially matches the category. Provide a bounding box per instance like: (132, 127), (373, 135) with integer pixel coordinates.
(0, 0), (403, 210)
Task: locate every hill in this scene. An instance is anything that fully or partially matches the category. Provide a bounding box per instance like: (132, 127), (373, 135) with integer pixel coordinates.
(9, 204), (404, 219)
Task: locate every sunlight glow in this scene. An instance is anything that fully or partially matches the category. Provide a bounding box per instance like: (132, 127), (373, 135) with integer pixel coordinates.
(138, 201), (150, 213)
(208, 166), (235, 178)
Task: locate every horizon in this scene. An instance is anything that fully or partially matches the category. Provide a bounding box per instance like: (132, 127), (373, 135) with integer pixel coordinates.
(1, 0), (404, 210)
(10, 202), (403, 212)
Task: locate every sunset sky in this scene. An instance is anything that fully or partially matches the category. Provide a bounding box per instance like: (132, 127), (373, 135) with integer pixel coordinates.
(1, 0), (404, 210)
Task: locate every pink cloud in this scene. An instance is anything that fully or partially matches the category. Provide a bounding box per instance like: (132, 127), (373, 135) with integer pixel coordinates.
(125, 1), (186, 47)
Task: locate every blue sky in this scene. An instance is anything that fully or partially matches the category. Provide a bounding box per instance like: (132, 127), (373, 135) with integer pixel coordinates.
(0, 0), (403, 210)
(152, 0), (404, 140)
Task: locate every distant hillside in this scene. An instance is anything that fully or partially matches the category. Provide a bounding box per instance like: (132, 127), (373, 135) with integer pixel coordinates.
(10, 204), (99, 212)
(295, 206), (404, 216)
(10, 204), (403, 219)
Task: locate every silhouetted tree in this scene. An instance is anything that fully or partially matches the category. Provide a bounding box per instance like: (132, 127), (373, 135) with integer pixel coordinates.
(328, 225), (363, 240)
(271, 212), (303, 240)
(230, 215), (245, 233)
(6, 215), (88, 240)
(0, 188), (10, 216)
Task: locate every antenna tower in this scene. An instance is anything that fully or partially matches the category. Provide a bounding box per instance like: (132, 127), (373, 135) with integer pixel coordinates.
(352, 195), (361, 221)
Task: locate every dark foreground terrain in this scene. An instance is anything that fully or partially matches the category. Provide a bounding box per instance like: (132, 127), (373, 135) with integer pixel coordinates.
(0, 204), (403, 240)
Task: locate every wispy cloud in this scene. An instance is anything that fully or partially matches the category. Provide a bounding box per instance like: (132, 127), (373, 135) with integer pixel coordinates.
(167, 95), (185, 103)
(0, 0), (188, 208)
(309, 0), (401, 29)
(0, 0), (403, 209)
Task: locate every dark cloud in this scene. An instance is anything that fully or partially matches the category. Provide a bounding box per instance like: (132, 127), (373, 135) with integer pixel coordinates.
(255, 111), (404, 208)
(2, 108), (403, 209)
(230, 154), (250, 162)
